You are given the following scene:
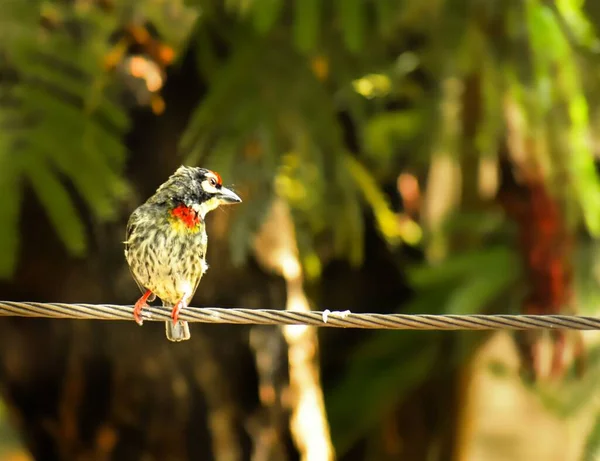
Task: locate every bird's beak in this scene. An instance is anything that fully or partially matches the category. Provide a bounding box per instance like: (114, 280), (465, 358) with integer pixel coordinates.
(217, 186), (242, 204)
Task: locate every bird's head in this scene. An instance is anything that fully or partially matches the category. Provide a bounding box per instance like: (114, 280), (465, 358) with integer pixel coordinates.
(152, 166), (242, 225)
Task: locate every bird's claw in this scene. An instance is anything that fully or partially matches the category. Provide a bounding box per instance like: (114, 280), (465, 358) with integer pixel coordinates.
(133, 301), (148, 326)
(133, 290), (154, 326)
(171, 300), (186, 326)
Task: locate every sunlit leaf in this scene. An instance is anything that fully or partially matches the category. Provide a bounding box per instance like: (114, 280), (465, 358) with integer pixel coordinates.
(345, 154), (407, 246)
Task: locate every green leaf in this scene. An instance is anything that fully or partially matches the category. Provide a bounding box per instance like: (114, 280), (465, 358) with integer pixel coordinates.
(363, 110), (422, 164)
(24, 160), (87, 257)
(374, 0), (398, 36)
(251, 0), (284, 35)
(0, 0), (146, 275)
(293, 0), (320, 52)
(345, 154), (403, 246)
(337, 0), (365, 53)
(443, 268), (515, 315)
(582, 412), (600, 461)
(0, 154), (22, 277)
(408, 246), (519, 289)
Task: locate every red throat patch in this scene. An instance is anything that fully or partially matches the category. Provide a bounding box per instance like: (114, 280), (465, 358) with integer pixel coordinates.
(170, 204), (201, 229)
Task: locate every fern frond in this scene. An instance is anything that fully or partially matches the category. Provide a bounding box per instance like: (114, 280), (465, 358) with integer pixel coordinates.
(0, 1), (131, 275)
(0, 0), (199, 277)
(0, 149), (22, 278)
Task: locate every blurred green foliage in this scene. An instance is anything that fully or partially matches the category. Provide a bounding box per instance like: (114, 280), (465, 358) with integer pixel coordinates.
(0, 2), (130, 276)
(0, 400), (27, 458)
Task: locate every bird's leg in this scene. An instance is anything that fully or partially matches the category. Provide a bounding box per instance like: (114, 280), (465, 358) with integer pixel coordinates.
(133, 289), (153, 325)
(171, 297), (188, 326)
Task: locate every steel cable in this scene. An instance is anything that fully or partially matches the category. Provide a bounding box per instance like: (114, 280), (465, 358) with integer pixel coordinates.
(0, 301), (599, 330)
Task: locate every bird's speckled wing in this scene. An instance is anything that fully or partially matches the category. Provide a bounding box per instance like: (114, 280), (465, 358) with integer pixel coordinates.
(125, 212), (156, 302)
(188, 240), (208, 303)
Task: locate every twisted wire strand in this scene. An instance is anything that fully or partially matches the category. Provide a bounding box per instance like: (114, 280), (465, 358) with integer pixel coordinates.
(0, 301), (599, 330)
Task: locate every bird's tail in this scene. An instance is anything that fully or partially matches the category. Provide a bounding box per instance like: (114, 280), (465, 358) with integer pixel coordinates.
(162, 300), (191, 342)
(165, 320), (191, 342)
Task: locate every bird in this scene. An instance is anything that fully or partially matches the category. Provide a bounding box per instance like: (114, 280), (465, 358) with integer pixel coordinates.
(124, 166), (242, 341)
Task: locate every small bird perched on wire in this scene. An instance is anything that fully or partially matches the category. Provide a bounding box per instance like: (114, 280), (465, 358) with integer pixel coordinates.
(124, 166), (242, 341)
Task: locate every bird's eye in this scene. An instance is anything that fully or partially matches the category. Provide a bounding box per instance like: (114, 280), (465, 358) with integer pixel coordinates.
(208, 177), (217, 187)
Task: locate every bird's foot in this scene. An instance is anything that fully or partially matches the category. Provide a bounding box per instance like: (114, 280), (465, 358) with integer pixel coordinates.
(133, 290), (153, 326)
(171, 298), (188, 326)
